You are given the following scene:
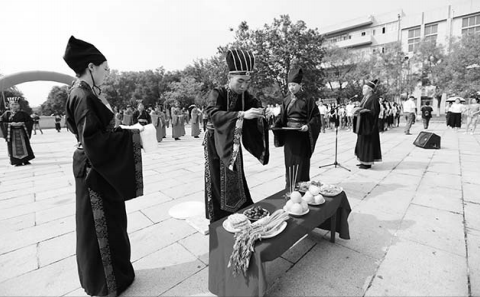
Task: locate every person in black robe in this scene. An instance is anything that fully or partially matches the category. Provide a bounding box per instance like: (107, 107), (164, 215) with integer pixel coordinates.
(273, 68), (321, 190)
(353, 79), (382, 169)
(0, 97), (35, 166)
(132, 102), (151, 126)
(63, 36), (144, 297)
(204, 49), (269, 223)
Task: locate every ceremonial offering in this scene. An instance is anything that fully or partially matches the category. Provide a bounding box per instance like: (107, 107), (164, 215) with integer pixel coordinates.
(296, 180), (322, 193)
(319, 184), (343, 196)
(228, 210), (289, 276)
(223, 213), (251, 233)
(283, 205), (309, 216)
(243, 206), (269, 221)
(308, 194), (326, 206)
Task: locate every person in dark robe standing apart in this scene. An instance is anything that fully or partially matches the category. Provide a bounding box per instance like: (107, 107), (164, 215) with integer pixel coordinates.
(171, 101), (184, 140)
(190, 104), (201, 138)
(55, 114), (62, 132)
(204, 49), (270, 222)
(353, 79), (382, 169)
(132, 102), (151, 126)
(273, 68), (321, 190)
(63, 36), (144, 297)
(0, 97), (35, 166)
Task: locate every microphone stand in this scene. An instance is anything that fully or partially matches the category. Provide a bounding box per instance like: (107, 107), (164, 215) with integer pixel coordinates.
(318, 105), (351, 171)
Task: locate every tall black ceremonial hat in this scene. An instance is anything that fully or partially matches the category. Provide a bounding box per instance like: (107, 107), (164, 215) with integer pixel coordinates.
(63, 36), (107, 74)
(365, 79), (379, 90)
(288, 68), (303, 84)
(226, 49), (255, 75)
(7, 97), (21, 103)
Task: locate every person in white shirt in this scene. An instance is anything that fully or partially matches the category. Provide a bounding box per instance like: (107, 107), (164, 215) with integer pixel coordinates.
(402, 96), (417, 135)
(317, 101), (327, 133)
(345, 100), (355, 130)
(447, 98), (464, 131)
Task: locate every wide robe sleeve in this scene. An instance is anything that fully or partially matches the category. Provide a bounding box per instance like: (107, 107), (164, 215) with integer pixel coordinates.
(68, 87), (143, 201)
(305, 98), (321, 157)
(353, 95), (380, 135)
(206, 89), (269, 170)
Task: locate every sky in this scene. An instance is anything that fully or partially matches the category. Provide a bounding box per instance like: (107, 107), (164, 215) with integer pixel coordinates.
(0, 0), (468, 107)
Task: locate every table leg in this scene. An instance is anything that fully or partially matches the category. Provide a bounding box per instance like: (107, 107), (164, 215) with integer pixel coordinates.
(330, 211), (337, 243)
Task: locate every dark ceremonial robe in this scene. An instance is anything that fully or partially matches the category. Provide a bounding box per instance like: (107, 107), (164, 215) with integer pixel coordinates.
(132, 110), (151, 126)
(0, 110), (35, 165)
(204, 86), (269, 222)
(353, 94), (382, 164)
(65, 81), (143, 297)
(171, 107), (184, 138)
(273, 93), (321, 190)
(150, 111), (166, 142)
(190, 107), (201, 137)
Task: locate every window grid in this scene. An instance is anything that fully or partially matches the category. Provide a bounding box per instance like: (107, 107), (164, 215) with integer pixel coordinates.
(462, 14), (480, 35)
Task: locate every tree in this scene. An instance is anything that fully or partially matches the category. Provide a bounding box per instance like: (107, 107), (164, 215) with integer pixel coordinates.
(163, 76), (203, 109)
(220, 15), (326, 101)
(40, 86), (68, 115)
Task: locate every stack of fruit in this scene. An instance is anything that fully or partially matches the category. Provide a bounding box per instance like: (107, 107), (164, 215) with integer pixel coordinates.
(300, 183), (325, 205)
(284, 191), (309, 215)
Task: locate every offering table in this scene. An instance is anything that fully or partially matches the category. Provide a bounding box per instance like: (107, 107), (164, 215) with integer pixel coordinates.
(208, 189), (351, 297)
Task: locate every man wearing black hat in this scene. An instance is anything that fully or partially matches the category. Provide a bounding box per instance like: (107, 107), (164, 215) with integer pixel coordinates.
(0, 97), (35, 166)
(273, 68), (321, 190)
(353, 79), (382, 169)
(204, 49), (269, 222)
(63, 36), (143, 297)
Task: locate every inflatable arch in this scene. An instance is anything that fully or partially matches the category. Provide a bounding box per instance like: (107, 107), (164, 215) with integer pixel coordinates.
(0, 70), (75, 107)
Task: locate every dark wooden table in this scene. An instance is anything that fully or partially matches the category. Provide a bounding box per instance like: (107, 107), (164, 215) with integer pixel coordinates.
(208, 189), (351, 297)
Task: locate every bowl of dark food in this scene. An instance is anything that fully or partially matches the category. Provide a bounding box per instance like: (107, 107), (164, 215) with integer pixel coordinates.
(243, 206), (270, 221)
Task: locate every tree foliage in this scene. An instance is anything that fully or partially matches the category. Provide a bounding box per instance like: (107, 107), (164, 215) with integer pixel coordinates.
(40, 85), (68, 115)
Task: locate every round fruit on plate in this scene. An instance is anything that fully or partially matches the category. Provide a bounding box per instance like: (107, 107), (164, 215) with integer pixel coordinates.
(289, 191), (302, 203)
(283, 202), (309, 216)
(243, 206), (270, 221)
(302, 191), (314, 204)
(309, 194), (326, 206)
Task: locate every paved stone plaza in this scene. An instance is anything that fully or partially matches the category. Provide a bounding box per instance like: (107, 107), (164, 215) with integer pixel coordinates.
(0, 120), (479, 296)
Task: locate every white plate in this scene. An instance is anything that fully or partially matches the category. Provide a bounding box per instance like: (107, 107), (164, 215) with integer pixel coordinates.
(308, 198), (325, 206)
(318, 185), (343, 197)
(222, 219), (240, 233)
(261, 221), (288, 239)
(283, 206), (309, 216)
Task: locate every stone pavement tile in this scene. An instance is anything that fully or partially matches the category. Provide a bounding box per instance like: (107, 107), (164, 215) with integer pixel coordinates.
(123, 243), (205, 297)
(0, 215), (75, 255)
(265, 257), (294, 291)
(280, 235), (316, 264)
(143, 177), (185, 195)
(0, 193), (34, 210)
(0, 194), (73, 221)
(0, 213), (35, 233)
(467, 228), (480, 297)
(178, 232), (209, 265)
(38, 231), (75, 267)
(160, 181), (204, 200)
(427, 161), (461, 175)
(365, 240), (468, 297)
(0, 186), (35, 200)
(141, 195), (202, 224)
(462, 169), (480, 185)
(0, 174), (34, 186)
(336, 211), (404, 260)
(63, 287), (88, 297)
(396, 204), (466, 257)
(465, 202), (480, 231)
(357, 189), (415, 217)
(160, 267), (214, 296)
(380, 172), (422, 191)
(267, 239), (377, 297)
(34, 186), (75, 201)
(128, 211), (154, 233)
(421, 171), (462, 191)
(463, 183), (480, 204)
(129, 218), (196, 262)
(0, 180), (34, 194)
(35, 202), (75, 225)
(0, 256), (80, 296)
(0, 244), (37, 283)
(390, 161), (429, 177)
(33, 177), (71, 193)
(412, 183), (463, 214)
(126, 192), (172, 214)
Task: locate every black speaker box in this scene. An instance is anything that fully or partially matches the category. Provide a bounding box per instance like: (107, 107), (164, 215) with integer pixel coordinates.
(413, 131), (441, 149)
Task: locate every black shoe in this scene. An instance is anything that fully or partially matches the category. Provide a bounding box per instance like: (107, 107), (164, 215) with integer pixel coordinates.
(194, 136), (199, 138)
(356, 164), (362, 167)
(175, 138), (180, 140)
(24, 161), (31, 165)
(359, 164), (371, 169)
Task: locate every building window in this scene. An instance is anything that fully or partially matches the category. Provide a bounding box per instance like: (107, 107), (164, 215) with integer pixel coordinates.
(382, 27), (386, 34)
(373, 29), (376, 35)
(408, 28), (421, 52)
(462, 14), (480, 34)
(424, 23), (438, 44)
(361, 32), (366, 36)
